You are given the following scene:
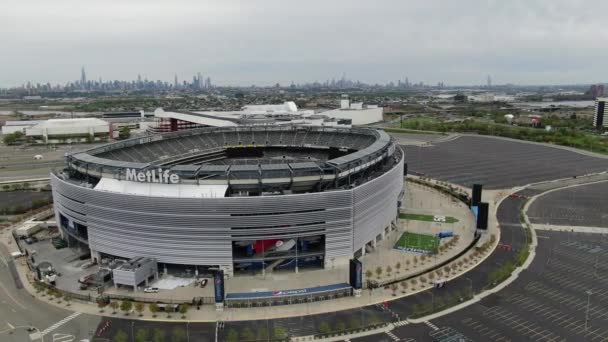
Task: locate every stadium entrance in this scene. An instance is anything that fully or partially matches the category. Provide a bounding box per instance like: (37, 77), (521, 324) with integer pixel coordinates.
(232, 235), (325, 276)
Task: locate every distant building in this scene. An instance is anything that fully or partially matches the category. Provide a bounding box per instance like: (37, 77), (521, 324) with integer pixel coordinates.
(148, 97), (380, 133)
(594, 97), (607, 129)
(2, 120), (44, 135)
(586, 84), (605, 99)
(25, 118), (110, 144)
(321, 95), (382, 125)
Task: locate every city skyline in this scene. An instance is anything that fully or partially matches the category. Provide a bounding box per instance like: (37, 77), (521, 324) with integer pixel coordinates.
(3, 66), (606, 93)
(2, 0), (608, 88)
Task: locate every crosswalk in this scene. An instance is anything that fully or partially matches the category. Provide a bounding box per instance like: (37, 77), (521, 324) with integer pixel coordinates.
(40, 312), (82, 336)
(424, 320), (440, 331)
(386, 330), (400, 341)
(393, 320), (410, 327)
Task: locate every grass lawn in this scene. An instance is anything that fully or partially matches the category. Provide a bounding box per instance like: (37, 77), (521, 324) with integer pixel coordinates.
(394, 232), (439, 254)
(399, 213), (459, 224)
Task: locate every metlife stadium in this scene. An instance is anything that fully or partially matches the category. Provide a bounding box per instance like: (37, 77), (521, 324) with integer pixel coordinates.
(51, 126), (404, 277)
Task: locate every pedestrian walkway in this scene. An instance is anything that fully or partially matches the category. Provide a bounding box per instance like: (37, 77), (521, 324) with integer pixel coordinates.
(385, 330), (400, 341)
(393, 320), (409, 327)
(423, 320), (439, 331)
(40, 311), (82, 337)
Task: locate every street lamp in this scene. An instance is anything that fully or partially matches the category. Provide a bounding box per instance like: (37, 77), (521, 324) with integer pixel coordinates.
(186, 321), (190, 342)
(585, 290), (593, 332)
(465, 276), (473, 298)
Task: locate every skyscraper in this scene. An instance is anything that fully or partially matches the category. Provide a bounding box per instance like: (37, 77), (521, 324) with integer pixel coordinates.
(80, 67), (87, 90)
(487, 75), (492, 88)
(174, 74), (179, 89)
(594, 97), (607, 129)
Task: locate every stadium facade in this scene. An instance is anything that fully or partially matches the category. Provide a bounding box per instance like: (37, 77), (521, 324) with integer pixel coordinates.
(51, 126), (404, 276)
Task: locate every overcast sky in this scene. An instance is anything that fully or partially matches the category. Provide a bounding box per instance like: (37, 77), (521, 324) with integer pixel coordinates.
(1, 0), (607, 87)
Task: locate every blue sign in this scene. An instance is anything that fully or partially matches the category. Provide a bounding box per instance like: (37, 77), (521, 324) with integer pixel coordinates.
(225, 283), (351, 300)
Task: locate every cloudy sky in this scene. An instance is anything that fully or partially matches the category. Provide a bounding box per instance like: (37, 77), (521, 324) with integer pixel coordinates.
(1, 0), (606, 87)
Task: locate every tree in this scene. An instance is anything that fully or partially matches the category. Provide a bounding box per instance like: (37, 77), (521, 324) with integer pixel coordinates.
(135, 302), (145, 317)
(149, 303), (159, 318)
(405, 259), (411, 270)
(319, 322), (331, 334)
(400, 281), (408, 293)
(240, 327), (255, 340)
(135, 329), (149, 342)
(348, 318), (361, 330)
(413, 256), (418, 267)
(226, 329), (239, 342)
(390, 283), (398, 296)
(119, 126), (131, 140)
(258, 327), (269, 340)
(64, 294), (71, 306)
(365, 270), (373, 280)
(179, 303), (189, 319)
(120, 300), (133, 316)
(171, 327), (187, 342)
(395, 262), (401, 274)
(110, 301), (119, 314)
(54, 291), (63, 303)
(335, 321), (346, 332)
(274, 326), (287, 339)
(114, 330), (128, 342)
(153, 328), (166, 342)
(375, 266), (383, 279)
(3, 131), (24, 145)
(97, 299), (107, 313)
(386, 265), (392, 276)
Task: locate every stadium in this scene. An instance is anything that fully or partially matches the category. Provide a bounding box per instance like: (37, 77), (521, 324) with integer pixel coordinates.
(50, 126), (404, 278)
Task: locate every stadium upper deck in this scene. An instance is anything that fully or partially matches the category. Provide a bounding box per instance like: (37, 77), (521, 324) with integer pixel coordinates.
(64, 126), (397, 193)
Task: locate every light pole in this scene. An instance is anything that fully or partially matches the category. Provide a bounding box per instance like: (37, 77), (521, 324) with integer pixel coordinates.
(130, 321), (134, 342)
(585, 290), (593, 332)
(186, 321), (190, 342)
(465, 276), (473, 298)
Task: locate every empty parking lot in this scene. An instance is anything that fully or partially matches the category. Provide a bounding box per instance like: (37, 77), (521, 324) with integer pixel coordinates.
(431, 231), (608, 341)
(403, 136), (608, 189)
(528, 181), (608, 228)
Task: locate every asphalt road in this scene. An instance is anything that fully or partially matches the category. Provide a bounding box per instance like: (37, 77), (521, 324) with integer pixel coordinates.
(0, 243), (103, 342)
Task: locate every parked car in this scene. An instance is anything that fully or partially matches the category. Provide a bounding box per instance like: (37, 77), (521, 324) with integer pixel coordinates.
(200, 279), (208, 288)
(143, 287), (159, 293)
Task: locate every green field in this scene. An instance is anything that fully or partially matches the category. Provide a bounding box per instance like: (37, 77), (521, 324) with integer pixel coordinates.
(399, 213), (459, 224)
(394, 232), (439, 254)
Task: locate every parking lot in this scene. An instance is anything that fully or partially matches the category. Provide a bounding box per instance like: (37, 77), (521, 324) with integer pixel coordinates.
(528, 181), (608, 228)
(430, 230), (608, 341)
(0, 142), (101, 181)
(403, 136), (608, 189)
